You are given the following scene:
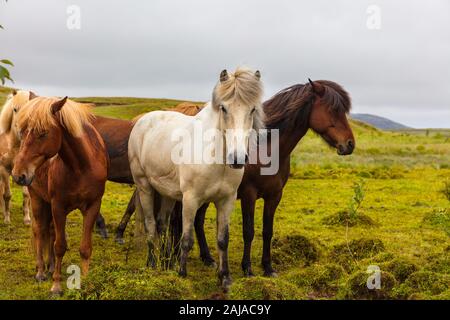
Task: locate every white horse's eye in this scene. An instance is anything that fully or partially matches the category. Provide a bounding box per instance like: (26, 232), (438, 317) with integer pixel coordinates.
(220, 105), (228, 113)
(251, 107), (256, 114)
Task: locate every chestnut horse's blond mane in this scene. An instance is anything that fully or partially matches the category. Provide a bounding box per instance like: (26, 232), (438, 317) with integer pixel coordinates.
(17, 97), (94, 137)
(0, 91), (31, 134)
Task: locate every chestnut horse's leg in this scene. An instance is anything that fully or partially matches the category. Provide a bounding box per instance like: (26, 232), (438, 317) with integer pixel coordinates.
(80, 199), (102, 275)
(0, 173), (11, 224)
(194, 203), (216, 267)
(115, 189), (137, 244)
(22, 186), (31, 225)
(30, 194), (52, 282)
(261, 192), (282, 277)
(240, 190), (257, 277)
(50, 204), (68, 295)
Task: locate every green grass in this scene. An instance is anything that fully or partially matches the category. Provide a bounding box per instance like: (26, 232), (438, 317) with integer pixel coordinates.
(0, 92), (449, 300)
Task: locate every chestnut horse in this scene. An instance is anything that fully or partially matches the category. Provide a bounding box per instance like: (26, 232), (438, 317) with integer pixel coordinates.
(12, 97), (109, 294)
(167, 80), (354, 276)
(0, 90), (34, 224)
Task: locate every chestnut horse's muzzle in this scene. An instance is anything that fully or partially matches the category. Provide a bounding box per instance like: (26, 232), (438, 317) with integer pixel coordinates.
(13, 174), (34, 186)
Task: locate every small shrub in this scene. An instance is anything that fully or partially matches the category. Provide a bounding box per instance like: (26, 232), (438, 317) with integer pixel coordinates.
(422, 209), (450, 236)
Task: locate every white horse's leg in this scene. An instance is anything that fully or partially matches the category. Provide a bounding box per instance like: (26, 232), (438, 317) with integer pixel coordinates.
(22, 186), (31, 225)
(133, 170), (158, 267)
(157, 196), (176, 268)
(214, 196), (234, 290)
(179, 193), (200, 277)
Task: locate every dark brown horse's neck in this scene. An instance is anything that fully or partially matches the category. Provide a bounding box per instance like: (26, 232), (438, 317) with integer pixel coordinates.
(58, 129), (94, 173)
(276, 121), (310, 160)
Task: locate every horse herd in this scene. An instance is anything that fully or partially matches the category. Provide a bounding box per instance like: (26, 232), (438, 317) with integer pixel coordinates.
(0, 67), (355, 294)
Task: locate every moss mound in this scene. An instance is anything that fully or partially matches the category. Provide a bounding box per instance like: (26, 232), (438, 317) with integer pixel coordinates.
(322, 210), (376, 227)
(69, 265), (193, 300)
(422, 209), (450, 236)
(340, 270), (397, 299)
(394, 271), (450, 299)
(330, 238), (385, 271)
(288, 263), (345, 296)
(272, 235), (320, 269)
(382, 258), (418, 283)
(228, 277), (305, 300)
(424, 252), (450, 274)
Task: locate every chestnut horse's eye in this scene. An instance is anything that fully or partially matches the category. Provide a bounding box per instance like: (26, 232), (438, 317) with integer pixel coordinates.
(13, 108), (17, 113)
(38, 132), (48, 139)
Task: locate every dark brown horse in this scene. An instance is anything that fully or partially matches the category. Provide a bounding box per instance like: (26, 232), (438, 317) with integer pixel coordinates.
(177, 80), (355, 276)
(12, 97), (109, 294)
(112, 81), (354, 277)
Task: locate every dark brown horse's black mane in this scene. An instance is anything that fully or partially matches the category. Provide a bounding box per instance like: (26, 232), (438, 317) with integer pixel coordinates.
(264, 80), (351, 131)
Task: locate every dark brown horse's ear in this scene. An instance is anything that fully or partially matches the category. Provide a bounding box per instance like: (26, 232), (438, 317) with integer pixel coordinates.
(12, 89), (17, 96)
(255, 70), (261, 80)
(220, 69), (229, 83)
(308, 78), (324, 96)
(51, 96), (68, 114)
(29, 91), (38, 100)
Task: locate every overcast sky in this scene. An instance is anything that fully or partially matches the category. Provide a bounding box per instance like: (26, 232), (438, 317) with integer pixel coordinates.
(1, 0), (449, 128)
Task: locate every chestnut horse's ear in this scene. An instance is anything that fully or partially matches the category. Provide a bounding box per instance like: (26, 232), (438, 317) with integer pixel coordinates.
(29, 91), (38, 100)
(255, 70), (261, 80)
(12, 89), (17, 96)
(220, 69), (229, 83)
(308, 78), (325, 96)
(51, 96), (68, 114)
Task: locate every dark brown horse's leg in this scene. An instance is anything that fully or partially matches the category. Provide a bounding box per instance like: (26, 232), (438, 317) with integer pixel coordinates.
(240, 190), (257, 277)
(115, 189), (137, 244)
(50, 204), (68, 295)
(80, 200), (102, 276)
(261, 192), (282, 277)
(194, 203), (215, 267)
(95, 212), (108, 239)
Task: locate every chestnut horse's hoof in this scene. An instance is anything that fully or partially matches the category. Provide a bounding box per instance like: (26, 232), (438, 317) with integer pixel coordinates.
(35, 273), (48, 282)
(50, 283), (63, 296)
(201, 255), (217, 268)
(3, 217), (11, 224)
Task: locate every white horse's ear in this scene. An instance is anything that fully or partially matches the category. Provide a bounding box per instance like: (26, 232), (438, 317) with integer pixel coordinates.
(29, 91), (38, 100)
(255, 70), (261, 80)
(51, 96), (68, 114)
(220, 69), (229, 83)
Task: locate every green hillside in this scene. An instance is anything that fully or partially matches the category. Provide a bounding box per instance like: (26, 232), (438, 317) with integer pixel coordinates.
(0, 91), (449, 300)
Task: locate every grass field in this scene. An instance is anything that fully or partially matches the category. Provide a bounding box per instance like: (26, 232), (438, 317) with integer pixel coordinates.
(0, 88), (449, 300)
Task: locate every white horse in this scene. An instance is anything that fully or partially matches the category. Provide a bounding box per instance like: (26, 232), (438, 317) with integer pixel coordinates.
(128, 67), (264, 287)
(0, 90), (34, 225)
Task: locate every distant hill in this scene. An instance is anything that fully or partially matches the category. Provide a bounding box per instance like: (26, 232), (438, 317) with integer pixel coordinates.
(350, 113), (411, 130)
